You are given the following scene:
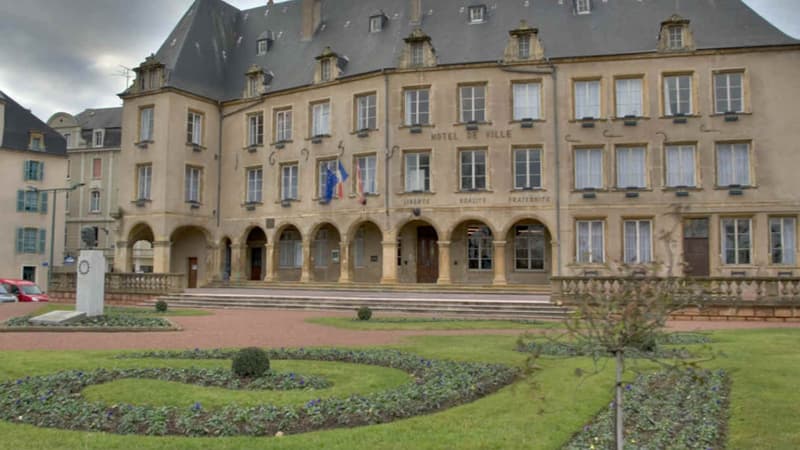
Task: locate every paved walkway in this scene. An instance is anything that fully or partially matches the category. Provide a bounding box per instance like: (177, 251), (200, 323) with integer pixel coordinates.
(187, 287), (553, 303)
(0, 303), (797, 351)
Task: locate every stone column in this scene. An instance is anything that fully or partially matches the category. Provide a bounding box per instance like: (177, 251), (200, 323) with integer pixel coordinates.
(300, 241), (312, 283)
(230, 244), (245, 281)
(152, 240), (172, 274)
(114, 241), (132, 273)
(493, 240), (508, 286)
(380, 240), (398, 284)
(437, 241), (452, 285)
(339, 239), (351, 283)
(264, 243), (275, 282)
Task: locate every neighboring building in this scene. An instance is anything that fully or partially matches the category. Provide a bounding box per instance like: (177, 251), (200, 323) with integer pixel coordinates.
(113, 0), (800, 289)
(0, 90), (68, 284)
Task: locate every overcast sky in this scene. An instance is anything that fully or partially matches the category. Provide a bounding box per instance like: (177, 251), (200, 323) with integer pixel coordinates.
(0, 0), (797, 121)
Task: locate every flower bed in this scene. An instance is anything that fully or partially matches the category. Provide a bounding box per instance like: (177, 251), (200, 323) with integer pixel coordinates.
(565, 368), (730, 449)
(2, 314), (174, 331)
(516, 333), (710, 359)
(0, 348), (517, 437)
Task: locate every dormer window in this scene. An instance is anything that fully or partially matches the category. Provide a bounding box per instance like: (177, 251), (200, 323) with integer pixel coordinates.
(507, 20), (540, 63)
(321, 59), (331, 82)
(403, 28), (434, 69)
(668, 25), (683, 49)
(411, 42), (424, 66)
(93, 129), (104, 148)
(659, 15), (693, 52)
(244, 65), (267, 98)
(518, 36), (530, 59)
(257, 39), (269, 55)
(29, 132), (44, 151)
(256, 31), (274, 55)
(576, 0), (591, 15)
(247, 76), (259, 97)
(134, 55), (165, 92)
(369, 14), (386, 33)
(468, 5), (486, 23)
(315, 47), (346, 83)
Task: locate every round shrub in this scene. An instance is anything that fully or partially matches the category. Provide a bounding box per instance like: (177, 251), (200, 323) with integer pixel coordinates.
(155, 300), (168, 313)
(231, 347), (270, 378)
(357, 306), (372, 321)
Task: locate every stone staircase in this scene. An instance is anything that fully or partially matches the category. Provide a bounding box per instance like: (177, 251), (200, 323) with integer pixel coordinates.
(153, 286), (569, 320)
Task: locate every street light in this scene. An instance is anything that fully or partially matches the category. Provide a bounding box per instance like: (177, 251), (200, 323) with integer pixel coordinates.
(26, 182), (85, 291)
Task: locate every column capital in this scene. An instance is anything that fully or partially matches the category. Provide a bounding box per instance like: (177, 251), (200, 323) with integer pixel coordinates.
(436, 240), (452, 247)
(493, 240), (508, 247)
(152, 240), (171, 248)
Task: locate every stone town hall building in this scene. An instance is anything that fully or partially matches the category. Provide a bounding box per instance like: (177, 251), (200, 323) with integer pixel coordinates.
(111, 0), (800, 288)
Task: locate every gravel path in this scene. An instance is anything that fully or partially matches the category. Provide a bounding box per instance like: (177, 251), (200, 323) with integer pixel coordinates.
(0, 303), (796, 351)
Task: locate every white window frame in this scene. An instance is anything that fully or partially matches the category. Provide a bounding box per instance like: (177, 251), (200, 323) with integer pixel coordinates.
(615, 78), (643, 118)
(312, 102), (330, 137)
(356, 93), (377, 131)
(185, 166), (201, 203)
(460, 149), (487, 191)
(514, 148), (542, 190)
(466, 225), (493, 271)
(770, 217), (796, 265)
(257, 39), (268, 55)
(513, 82), (541, 121)
(576, 220), (604, 264)
(137, 164), (152, 200)
(664, 74), (693, 116)
(623, 220), (653, 264)
(405, 88), (430, 126)
(665, 145), (696, 187)
(93, 129), (104, 148)
(187, 111), (203, 145)
(721, 218), (752, 265)
(574, 148), (603, 190)
(518, 36), (530, 59)
(139, 107), (154, 142)
(246, 167), (263, 204)
(275, 109), (292, 142)
(89, 191), (101, 213)
(356, 155), (377, 195)
(668, 25), (684, 49)
(716, 143), (750, 187)
(248, 112), (264, 146)
(404, 152), (430, 193)
(281, 164), (299, 201)
(714, 72), (744, 114)
(576, 0), (591, 15)
(468, 5), (486, 23)
(369, 15), (383, 33)
(514, 225), (546, 271)
(460, 85), (486, 123)
(616, 146), (646, 189)
(574, 80), (600, 119)
(411, 42), (424, 66)
(320, 59), (332, 82)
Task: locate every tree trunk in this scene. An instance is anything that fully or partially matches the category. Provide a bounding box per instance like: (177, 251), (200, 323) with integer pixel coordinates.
(615, 350), (624, 450)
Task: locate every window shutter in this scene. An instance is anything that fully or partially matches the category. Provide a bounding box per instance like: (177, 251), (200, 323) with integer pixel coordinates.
(39, 192), (48, 214)
(39, 162), (45, 181)
(15, 228), (24, 253)
(23, 161), (30, 181)
(16, 190), (24, 212)
(38, 229), (47, 254)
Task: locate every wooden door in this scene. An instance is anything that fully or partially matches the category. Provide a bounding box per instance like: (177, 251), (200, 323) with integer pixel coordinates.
(683, 219), (710, 277)
(416, 226), (439, 283)
(250, 247), (262, 281)
(187, 257), (198, 289)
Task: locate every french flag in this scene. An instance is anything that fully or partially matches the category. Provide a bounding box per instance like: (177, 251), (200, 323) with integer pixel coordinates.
(335, 160), (349, 199)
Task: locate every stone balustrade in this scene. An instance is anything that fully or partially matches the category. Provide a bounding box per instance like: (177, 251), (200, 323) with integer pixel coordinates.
(50, 272), (184, 295)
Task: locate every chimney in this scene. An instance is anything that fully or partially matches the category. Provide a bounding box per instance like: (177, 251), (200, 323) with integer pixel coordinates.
(410, 0), (422, 24)
(301, 0), (322, 42)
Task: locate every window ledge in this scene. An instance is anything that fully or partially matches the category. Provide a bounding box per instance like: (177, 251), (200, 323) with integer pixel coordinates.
(307, 134), (332, 143)
(662, 186), (702, 192)
(455, 189), (493, 194)
(398, 124), (435, 130)
(186, 201), (202, 209)
(571, 188), (607, 194)
(271, 140), (293, 148)
(713, 185), (756, 191)
(275, 198), (300, 205)
(186, 143), (206, 151)
(132, 199), (151, 207)
(243, 144), (264, 152)
(710, 112), (750, 117)
(610, 116), (650, 121)
(396, 191), (435, 196)
(510, 187), (546, 192)
(351, 128), (379, 136)
(611, 187), (651, 192)
(135, 140), (154, 149)
(568, 118), (606, 123)
(659, 114), (700, 119)
(509, 119), (545, 124)
(348, 193), (380, 199)
(453, 121), (492, 127)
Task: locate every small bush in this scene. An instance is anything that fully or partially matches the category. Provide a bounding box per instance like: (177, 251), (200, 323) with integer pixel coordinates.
(155, 300), (168, 313)
(232, 347), (270, 378)
(357, 306), (372, 321)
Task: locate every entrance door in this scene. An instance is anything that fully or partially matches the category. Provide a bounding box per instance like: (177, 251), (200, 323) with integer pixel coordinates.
(683, 219), (710, 277)
(187, 258), (198, 288)
(416, 226), (439, 283)
(250, 247), (263, 281)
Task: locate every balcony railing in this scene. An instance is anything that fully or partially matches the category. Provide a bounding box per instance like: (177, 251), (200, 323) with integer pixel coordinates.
(50, 271), (184, 295)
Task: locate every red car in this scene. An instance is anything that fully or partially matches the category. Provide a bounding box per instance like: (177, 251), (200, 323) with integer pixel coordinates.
(0, 279), (49, 302)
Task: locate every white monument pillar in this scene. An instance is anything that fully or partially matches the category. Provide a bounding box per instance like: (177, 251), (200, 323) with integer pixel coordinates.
(77, 250), (106, 317)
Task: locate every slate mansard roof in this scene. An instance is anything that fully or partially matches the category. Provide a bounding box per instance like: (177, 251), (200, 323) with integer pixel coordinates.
(140, 0), (799, 102)
(0, 90), (67, 156)
(76, 107), (123, 148)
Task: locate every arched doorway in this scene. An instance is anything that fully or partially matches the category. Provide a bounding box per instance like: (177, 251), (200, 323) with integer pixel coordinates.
(505, 219), (552, 284)
(170, 226), (211, 289)
(127, 223), (155, 273)
(276, 225), (303, 282)
(397, 220), (439, 284)
(350, 221), (383, 283)
(245, 228), (267, 281)
(311, 223), (341, 282)
(451, 220), (494, 284)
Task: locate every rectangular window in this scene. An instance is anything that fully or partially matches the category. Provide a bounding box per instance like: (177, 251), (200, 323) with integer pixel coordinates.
(92, 158), (102, 179)
(356, 93), (377, 130)
(716, 143), (750, 186)
(187, 111), (203, 145)
(320, 59), (331, 82)
(312, 102), (330, 137)
(318, 160), (336, 198)
(275, 109), (292, 142)
(405, 152), (430, 192)
(16, 190), (44, 213)
(668, 25), (683, 49)
(247, 76), (259, 97)
(139, 107), (154, 141)
(576, 220), (604, 264)
(460, 149), (487, 191)
(460, 85), (486, 123)
(63, 133), (71, 148)
(185, 166), (201, 203)
(515, 225), (545, 270)
(89, 191), (101, 213)
(356, 155), (377, 194)
(248, 112), (264, 146)
(664, 74), (692, 116)
(30, 136), (43, 151)
(574, 80), (600, 119)
(624, 220), (652, 264)
(405, 88), (430, 126)
(369, 15), (383, 33)
(615, 78), (643, 117)
(281, 164), (299, 200)
(467, 225), (493, 270)
(722, 218), (751, 265)
(514, 148), (542, 190)
(576, 0), (591, 14)
(257, 39), (268, 55)
(137, 164), (152, 200)
(468, 5), (485, 23)
(354, 229), (366, 268)
(411, 42), (424, 66)
(574, 148), (603, 189)
(246, 167), (263, 203)
(714, 72), (744, 114)
(16, 228), (45, 254)
(279, 230), (302, 268)
(770, 217), (796, 265)
(513, 82), (541, 120)
(93, 130), (104, 147)
(665, 145), (696, 187)
(315, 229), (329, 268)
(518, 36), (530, 59)
(616, 146), (646, 188)
(23, 160), (44, 181)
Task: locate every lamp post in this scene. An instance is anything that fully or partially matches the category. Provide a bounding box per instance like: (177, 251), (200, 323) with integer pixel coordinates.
(27, 182), (85, 291)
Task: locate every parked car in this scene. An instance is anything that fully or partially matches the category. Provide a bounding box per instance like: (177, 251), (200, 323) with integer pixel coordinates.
(0, 284), (16, 303)
(0, 279), (49, 302)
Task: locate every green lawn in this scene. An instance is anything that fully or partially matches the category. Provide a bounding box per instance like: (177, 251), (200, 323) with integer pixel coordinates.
(306, 316), (560, 331)
(32, 304), (211, 317)
(0, 328), (798, 449)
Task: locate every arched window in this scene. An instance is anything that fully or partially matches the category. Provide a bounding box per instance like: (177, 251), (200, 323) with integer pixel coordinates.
(467, 225), (493, 270)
